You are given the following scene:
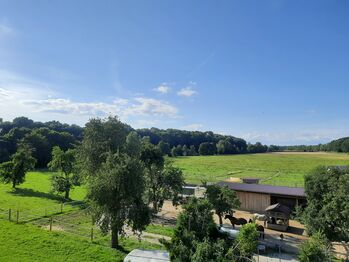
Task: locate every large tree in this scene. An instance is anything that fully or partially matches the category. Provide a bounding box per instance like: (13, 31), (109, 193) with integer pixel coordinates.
(0, 147), (36, 188)
(78, 118), (150, 248)
(163, 198), (219, 261)
(206, 185), (241, 225)
(48, 146), (80, 200)
(141, 142), (184, 212)
(88, 152), (150, 248)
(302, 166), (349, 241)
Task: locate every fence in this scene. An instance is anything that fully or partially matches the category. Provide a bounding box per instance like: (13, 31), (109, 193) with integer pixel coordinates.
(0, 203), (103, 243)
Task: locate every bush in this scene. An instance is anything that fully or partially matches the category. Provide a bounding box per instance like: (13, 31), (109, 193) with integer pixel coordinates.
(298, 232), (332, 262)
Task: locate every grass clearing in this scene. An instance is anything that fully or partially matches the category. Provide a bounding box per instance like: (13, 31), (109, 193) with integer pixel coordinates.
(172, 152), (349, 186)
(0, 170), (86, 211)
(0, 220), (160, 262)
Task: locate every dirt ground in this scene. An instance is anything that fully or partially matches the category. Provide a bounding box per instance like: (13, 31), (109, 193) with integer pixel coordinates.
(158, 201), (307, 240)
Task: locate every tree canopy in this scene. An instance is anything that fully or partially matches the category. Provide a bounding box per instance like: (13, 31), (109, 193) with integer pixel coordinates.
(78, 117), (150, 249)
(0, 147), (36, 188)
(48, 146), (80, 200)
(206, 185), (240, 225)
(302, 166), (349, 241)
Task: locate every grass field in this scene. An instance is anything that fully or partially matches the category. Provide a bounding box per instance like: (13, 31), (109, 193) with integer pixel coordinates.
(0, 220), (160, 262)
(0, 171), (86, 211)
(0, 171), (163, 261)
(172, 152), (349, 186)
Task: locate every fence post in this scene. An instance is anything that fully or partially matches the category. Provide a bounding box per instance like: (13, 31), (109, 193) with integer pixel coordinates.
(16, 210), (19, 223)
(49, 217), (53, 231)
(8, 209), (11, 221)
(90, 227), (94, 242)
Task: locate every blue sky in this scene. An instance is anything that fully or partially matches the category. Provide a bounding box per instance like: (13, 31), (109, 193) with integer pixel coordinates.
(0, 0), (349, 145)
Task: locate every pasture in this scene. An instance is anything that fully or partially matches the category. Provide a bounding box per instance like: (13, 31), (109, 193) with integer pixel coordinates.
(172, 152), (349, 186)
(0, 171), (164, 261)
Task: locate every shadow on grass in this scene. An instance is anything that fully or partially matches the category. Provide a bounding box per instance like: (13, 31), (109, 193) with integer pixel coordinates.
(10, 188), (63, 202)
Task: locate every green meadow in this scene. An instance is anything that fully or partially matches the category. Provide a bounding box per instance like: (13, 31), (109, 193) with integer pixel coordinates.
(0, 171), (162, 261)
(172, 152), (349, 186)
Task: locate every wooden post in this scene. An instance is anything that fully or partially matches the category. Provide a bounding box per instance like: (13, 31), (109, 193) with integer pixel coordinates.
(16, 210), (19, 223)
(8, 209), (11, 221)
(49, 217), (53, 231)
(91, 228), (94, 242)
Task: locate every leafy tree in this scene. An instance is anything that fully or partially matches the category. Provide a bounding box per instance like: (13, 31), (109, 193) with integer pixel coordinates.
(192, 238), (234, 262)
(163, 198), (218, 261)
(235, 223), (259, 258)
(21, 131), (50, 167)
(0, 147), (36, 188)
(171, 145), (183, 157)
(298, 232), (332, 262)
(188, 145), (197, 156)
(141, 142), (184, 212)
(77, 116), (130, 178)
(88, 152), (150, 248)
(157, 140), (171, 156)
(182, 145), (189, 156)
(48, 146), (80, 200)
(206, 185), (240, 225)
(79, 117), (150, 249)
(199, 142), (216, 155)
(303, 166), (349, 241)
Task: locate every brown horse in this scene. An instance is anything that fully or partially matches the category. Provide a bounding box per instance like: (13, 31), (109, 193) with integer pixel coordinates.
(256, 225), (265, 239)
(224, 215), (247, 228)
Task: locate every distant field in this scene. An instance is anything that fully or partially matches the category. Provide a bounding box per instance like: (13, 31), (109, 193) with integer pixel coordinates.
(0, 171), (86, 211)
(171, 152), (349, 187)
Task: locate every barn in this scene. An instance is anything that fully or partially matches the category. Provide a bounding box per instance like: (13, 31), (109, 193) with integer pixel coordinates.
(216, 181), (306, 213)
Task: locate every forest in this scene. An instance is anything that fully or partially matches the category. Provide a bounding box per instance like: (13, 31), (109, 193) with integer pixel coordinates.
(0, 117), (348, 168)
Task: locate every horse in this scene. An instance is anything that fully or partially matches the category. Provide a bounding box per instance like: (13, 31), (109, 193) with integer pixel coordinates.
(224, 215), (247, 228)
(256, 225), (265, 239)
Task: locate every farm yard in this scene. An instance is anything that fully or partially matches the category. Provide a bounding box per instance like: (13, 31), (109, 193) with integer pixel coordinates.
(172, 152), (349, 186)
(0, 153), (348, 261)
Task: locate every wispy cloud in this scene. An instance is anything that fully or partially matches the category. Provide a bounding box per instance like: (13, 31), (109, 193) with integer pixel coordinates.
(241, 130), (347, 145)
(183, 123), (203, 131)
(0, 70), (179, 125)
(0, 23), (14, 37)
(177, 86), (197, 97)
(153, 84), (170, 94)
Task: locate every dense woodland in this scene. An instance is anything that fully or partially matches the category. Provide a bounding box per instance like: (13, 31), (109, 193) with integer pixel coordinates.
(0, 117), (348, 168)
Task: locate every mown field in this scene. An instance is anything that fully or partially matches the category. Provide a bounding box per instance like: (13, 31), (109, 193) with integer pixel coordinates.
(172, 152), (349, 186)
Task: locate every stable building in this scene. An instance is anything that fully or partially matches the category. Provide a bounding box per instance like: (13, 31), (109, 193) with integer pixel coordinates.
(217, 181), (307, 213)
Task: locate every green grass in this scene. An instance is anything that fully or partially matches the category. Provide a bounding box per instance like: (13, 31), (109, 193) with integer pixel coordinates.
(145, 224), (174, 238)
(0, 220), (160, 262)
(0, 171), (86, 211)
(172, 152), (349, 186)
(0, 171), (163, 261)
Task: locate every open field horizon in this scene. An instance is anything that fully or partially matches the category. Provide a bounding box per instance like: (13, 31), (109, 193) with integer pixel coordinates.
(172, 152), (349, 186)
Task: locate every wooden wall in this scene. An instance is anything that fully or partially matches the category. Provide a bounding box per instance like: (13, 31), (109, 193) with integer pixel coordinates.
(236, 191), (270, 213)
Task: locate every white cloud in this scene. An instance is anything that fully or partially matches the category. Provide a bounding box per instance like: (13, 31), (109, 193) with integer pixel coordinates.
(241, 130), (347, 145)
(0, 23), (14, 36)
(177, 86), (197, 97)
(153, 84), (170, 94)
(0, 70), (179, 125)
(183, 123), (203, 131)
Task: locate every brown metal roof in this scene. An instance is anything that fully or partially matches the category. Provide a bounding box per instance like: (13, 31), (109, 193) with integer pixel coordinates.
(217, 181), (306, 197)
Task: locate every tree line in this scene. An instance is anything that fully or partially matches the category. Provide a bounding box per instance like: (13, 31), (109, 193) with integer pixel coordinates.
(280, 137), (349, 153)
(0, 117), (272, 168)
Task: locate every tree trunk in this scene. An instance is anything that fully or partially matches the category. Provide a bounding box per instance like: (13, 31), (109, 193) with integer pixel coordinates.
(65, 189), (70, 200)
(111, 226), (119, 249)
(153, 201), (158, 213)
(218, 214), (223, 225)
